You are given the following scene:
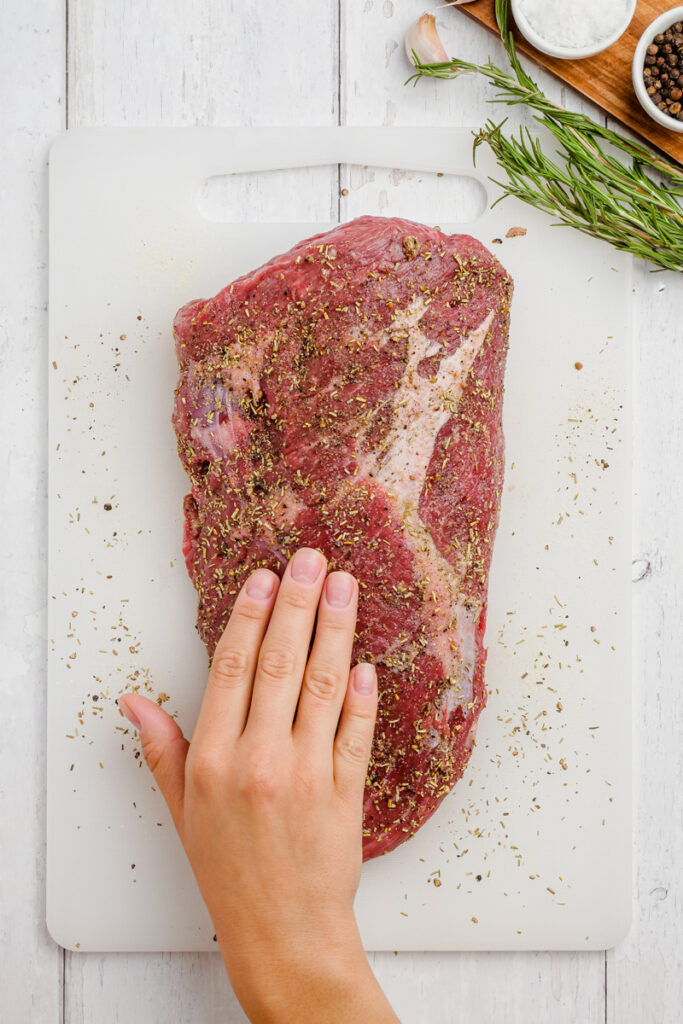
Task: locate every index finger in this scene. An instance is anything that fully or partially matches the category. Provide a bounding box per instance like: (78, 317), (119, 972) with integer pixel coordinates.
(245, 547), (327, 737)
(191, 568), (280, 750)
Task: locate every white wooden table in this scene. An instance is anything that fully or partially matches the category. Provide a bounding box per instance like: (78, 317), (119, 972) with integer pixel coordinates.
(2, 1), (682, 1020)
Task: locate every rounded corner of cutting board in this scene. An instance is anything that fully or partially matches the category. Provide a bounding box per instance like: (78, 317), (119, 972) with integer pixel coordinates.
(46, 908), (79, 953)
(600, 903), (633, 951)
(48, 130), (74, 168)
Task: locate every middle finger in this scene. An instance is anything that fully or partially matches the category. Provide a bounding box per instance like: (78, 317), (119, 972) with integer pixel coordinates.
(245, 547), (327, 736)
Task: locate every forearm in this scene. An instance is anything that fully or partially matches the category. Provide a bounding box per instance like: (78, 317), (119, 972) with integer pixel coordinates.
(121, 554), (400, 1023)
(217, 919), (399, 1024)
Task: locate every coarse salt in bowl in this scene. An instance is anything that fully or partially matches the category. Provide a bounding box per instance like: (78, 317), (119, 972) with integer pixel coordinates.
(511, 0), (636, 60)
(632, 6), (683, 133)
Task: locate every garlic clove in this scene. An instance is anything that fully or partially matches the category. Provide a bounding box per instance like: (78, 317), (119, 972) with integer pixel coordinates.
(405, 13), (450, 66)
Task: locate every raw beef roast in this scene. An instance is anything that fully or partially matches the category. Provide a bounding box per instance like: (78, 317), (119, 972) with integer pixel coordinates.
(173, 216), (513, 859)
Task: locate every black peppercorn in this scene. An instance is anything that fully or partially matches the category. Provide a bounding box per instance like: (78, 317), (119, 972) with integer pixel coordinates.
(641, 20), (683, 123)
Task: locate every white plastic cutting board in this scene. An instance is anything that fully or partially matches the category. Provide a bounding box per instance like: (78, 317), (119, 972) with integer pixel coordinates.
(47, 127), (631, 952)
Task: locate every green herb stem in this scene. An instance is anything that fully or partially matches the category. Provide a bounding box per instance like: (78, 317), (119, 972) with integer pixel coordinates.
(407, 0), (683, 272)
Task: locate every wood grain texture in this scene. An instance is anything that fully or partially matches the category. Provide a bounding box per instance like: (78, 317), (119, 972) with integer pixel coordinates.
(2, 0), (683, 1019)
(606, 260), (683, 1024)
(67, 0), (340, 222)
(64, 954), (247, 1024)
(460, 0), (683, 164)
(0, 1), (66, 1021)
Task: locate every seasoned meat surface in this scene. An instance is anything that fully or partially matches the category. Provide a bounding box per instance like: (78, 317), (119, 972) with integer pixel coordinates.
(173, 216), (513, 859)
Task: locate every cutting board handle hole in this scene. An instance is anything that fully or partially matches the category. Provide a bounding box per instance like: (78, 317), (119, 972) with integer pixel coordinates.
(197, 167), (488, 225)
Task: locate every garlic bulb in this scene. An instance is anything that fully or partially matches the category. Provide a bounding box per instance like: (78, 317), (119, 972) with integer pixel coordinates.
(404, 13), (450, 66)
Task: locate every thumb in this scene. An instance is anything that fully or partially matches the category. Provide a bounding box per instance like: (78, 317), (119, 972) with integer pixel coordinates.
(118, 693), (189, 834)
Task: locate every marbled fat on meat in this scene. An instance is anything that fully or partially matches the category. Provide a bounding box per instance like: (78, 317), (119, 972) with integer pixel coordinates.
(172, 216), (513, 860)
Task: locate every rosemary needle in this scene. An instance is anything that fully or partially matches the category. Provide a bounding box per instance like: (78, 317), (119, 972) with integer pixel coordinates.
(407, 0), (683, 272)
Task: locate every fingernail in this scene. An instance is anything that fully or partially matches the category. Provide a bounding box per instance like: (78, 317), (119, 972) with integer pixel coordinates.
(246, 568), (276, 600)
(325, 571), (355, 608)
(353, 663), (376, 695)
(290, 547), (324, 585)
(118, 696), (141, 729)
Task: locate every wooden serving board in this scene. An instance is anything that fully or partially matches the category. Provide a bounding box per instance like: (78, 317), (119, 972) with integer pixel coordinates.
(459, 0), (683, 165)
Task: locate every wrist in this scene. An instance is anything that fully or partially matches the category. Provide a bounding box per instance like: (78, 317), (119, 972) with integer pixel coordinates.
(219, 919), (395, 1023)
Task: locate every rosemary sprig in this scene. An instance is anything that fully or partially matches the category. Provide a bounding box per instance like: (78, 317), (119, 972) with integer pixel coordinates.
(407, 0), (683, 272)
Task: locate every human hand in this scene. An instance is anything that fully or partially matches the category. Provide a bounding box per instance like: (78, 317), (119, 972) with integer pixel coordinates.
(118, 548), (399, 1024)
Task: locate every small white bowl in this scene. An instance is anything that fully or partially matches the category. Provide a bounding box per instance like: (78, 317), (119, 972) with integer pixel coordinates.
(632, 6), (683, 133)
(511, 0), (636, 60)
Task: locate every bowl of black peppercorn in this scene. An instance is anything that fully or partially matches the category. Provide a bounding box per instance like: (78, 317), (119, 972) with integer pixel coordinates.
(633, 6), (683, 132)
